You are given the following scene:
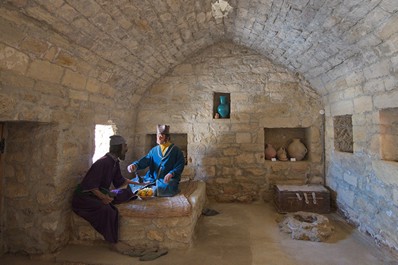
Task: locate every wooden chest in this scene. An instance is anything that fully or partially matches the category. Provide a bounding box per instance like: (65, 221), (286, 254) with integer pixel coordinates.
(273, 184), (331, 214)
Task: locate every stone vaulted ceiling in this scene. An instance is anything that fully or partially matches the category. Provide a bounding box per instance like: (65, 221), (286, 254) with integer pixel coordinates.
(3, 0), (397, 98)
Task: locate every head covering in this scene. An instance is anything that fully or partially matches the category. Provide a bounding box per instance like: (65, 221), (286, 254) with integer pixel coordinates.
(109, 135), (126, 146)
(157, 124), (170, 135)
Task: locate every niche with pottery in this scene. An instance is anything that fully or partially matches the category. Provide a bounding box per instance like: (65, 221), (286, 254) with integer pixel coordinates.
(264, 128), (310, 161)
(379, 107), (398, 162)
(213, 92), (230, 119)
(146, 133), (188, 165)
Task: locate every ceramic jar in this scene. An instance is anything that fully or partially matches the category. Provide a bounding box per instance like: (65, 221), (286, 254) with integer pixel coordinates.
(217, 95), (230, 118)
(287, 138), (307, 161)
(265, 143), (277, 160)
(276, 147), (288, 161)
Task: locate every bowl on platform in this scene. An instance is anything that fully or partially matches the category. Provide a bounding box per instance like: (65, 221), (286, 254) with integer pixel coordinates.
(137, 188), (154, 200)
(138, 195), (154, 200)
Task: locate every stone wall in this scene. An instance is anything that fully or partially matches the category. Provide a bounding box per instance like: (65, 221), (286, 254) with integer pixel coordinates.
(132, 42), (324, 203)
(3, 122), (64, 253)
(321, 22), (398, 250)
(0, 8), (136, 254)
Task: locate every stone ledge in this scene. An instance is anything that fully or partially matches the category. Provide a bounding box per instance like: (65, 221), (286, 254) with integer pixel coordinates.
(71, 180), (207, 249)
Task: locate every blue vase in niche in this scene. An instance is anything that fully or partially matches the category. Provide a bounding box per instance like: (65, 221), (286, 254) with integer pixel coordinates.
(217, 95), (230, 118)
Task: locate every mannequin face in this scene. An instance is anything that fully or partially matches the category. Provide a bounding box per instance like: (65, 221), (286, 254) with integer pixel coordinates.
(156, 133), (167, 145)
(119, 144), (128, 160)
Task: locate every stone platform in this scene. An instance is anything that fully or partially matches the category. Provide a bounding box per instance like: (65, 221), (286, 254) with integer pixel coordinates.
(71, 180), (206, 249)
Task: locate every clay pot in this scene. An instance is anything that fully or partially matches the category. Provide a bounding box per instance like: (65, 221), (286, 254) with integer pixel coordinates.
(276, 147), (288, 161)
(287, 138), (307, 161)
(265, 144), (277, 160)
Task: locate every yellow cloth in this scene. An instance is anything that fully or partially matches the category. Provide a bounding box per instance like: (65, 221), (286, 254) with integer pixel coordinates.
(160, 142), (171, 155)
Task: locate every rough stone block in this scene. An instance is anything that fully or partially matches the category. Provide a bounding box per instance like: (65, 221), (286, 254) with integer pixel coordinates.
(236, 132), (251, 143)
(55, 51), (78, 70)
(337, 188), (355, 209)
(0, 18), (26, 46)
(66, 0), (101, 17)
(89, 94), (113, 105)
(363, 60), (390, 79)
(20, 36), (48, 55)
(62, 69), (87, 90)
(331, 100), (353, 116)
(34, 81), (65, 97)
(0, 44), (29, 74)
(372, 160), (398, 186)
(27, 60), (64, 83)
(343, 172), (358, 187)
(354, 96), (373, 113)
(378, 14), (398, 39)
(69, 89), (88, 101)
(0, 70), (35, 89)
(374, 90), (398, 109)
(393, 189), (398, 205)
(223, 147), (239, 156)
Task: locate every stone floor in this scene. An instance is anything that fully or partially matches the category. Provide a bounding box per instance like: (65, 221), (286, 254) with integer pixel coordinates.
(1, 202), (398, 265)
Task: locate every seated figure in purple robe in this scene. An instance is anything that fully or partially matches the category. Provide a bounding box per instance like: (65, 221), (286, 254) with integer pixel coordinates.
(127, 124), (185, 197)
(72, 135), (144, 256)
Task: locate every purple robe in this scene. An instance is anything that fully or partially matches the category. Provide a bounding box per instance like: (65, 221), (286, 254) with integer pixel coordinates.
(72, 153), (134, 243)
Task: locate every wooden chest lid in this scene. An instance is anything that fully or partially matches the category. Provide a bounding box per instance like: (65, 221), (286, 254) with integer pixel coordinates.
(275, 184), (329, 192)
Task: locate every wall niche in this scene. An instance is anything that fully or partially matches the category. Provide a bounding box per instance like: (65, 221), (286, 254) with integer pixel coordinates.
(333, 115), (353, 153)
(380, 108), (398, 162)
(264, 127), (310, 161)
(213, 92), (230, 119)
(146, 133), (188, 165)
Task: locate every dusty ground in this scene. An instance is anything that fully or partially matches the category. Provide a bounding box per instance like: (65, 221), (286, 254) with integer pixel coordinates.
(1, 202), (397, 265)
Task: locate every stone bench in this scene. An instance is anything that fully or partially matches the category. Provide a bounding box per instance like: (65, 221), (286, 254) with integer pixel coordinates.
(71, 180), (206, 249)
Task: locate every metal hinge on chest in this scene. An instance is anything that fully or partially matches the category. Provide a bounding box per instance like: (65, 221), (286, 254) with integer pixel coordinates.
(296, 192), (317, 204)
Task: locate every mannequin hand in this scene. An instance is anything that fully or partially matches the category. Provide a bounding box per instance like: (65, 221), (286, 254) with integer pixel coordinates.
(101, 195), (114, 205)
(127, 164), (136, 173)
(164, 173), (173, 183)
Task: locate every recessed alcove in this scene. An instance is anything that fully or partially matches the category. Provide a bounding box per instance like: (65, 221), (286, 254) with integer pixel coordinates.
(146, 133), (188, 165)
(263, 127), (310, 161)
(213, 92), (230, 119)
(333, 115), (353, 153)
(380, 108), (398, 162)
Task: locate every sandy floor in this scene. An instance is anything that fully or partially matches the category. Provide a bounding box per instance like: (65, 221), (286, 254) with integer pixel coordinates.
(1, 202), (398, 265)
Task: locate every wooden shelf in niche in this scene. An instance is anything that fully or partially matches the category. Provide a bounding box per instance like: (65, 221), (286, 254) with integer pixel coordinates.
(146, 133), (188, 165)
(264, 128), (310, 161)
(213, 92), (230, 119)
(380, 108), (398, 162)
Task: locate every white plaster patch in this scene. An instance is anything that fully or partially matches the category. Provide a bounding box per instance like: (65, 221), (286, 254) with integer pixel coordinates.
(212, 0), (233, 19)
(0, 44), (29, 71)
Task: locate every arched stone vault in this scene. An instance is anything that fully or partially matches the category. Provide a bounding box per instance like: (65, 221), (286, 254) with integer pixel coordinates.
(1, 0), (398, 256)
(3, 0), (396, 98)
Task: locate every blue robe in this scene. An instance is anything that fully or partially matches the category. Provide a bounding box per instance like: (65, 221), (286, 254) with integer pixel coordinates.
(72, 153), (134, 243)
(131, 144), (185, 196)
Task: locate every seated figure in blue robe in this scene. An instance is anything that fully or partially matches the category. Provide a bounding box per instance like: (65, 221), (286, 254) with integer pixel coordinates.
(127, 124), (185, 197)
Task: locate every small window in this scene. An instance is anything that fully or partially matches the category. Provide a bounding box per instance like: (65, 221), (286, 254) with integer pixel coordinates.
(333, 115), (353, 153)
(93, 124), (116, 162)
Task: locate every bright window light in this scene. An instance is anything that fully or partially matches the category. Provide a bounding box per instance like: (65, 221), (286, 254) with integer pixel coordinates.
(93, 124), (115, 162)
